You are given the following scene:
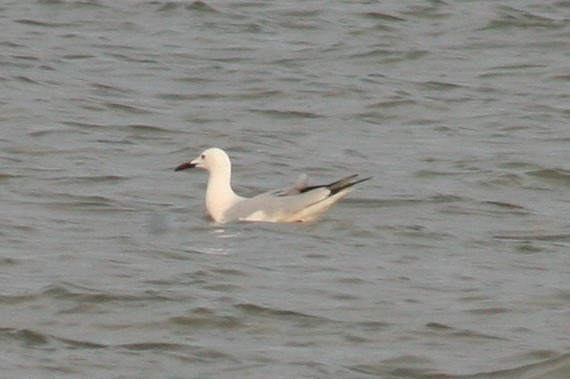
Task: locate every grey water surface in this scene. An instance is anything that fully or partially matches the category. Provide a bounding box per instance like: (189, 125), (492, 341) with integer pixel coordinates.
(1, 0), (570, 378)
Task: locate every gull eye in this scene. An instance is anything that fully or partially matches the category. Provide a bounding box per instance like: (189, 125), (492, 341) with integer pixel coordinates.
(201, 154), (205, 159)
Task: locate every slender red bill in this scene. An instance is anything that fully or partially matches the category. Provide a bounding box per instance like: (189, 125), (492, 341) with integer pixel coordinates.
(174, 162), (196, 171)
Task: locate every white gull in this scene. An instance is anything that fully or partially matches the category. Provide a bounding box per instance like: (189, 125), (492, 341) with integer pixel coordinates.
(175, 147), (370, 223)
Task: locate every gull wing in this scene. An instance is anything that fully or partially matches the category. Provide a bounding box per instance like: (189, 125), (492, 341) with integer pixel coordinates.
(224, 175), (371, 223)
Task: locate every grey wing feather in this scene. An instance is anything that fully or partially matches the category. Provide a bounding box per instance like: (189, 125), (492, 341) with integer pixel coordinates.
(259, 174), (311, 197)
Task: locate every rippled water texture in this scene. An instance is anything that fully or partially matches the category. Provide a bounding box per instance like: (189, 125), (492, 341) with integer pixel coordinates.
(1, 0), (569, 377)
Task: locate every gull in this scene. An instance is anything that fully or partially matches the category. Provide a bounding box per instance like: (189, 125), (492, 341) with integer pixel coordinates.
(175, 147), (370, 223)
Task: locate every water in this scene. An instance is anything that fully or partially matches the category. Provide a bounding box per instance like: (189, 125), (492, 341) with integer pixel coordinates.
(1, 0), (569, 377)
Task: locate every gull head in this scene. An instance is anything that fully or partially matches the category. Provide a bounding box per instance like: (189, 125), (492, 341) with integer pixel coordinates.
(175, 147), (230, 173)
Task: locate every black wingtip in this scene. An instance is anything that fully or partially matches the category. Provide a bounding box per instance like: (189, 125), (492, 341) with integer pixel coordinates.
(352, 176), (372, 186)
(298, 175), (371, 195)
(328, 175), (372, 195)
